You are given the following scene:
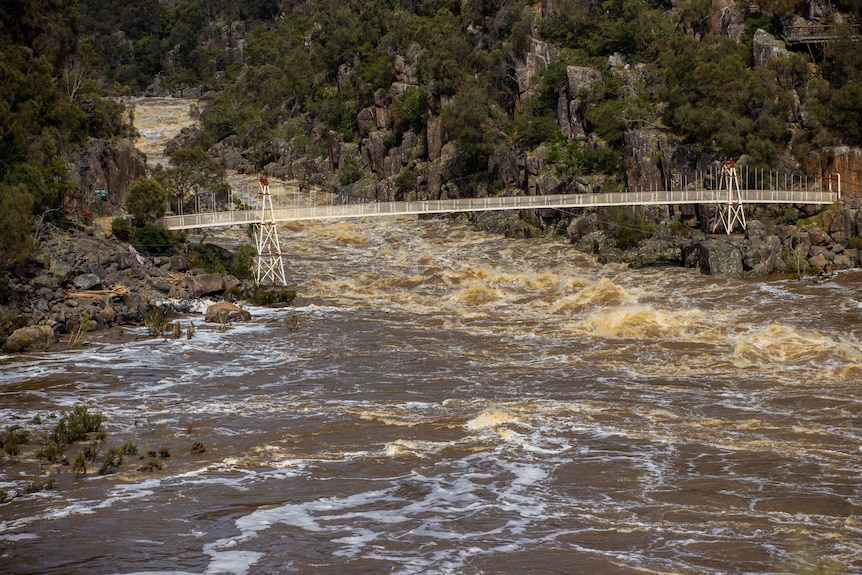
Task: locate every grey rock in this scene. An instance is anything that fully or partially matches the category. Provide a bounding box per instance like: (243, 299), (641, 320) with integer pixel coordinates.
(186, 273), (226, 297)
(72, 273), (102, 291)
(205, 301), (251, 323)
(3, 325), (55, 351)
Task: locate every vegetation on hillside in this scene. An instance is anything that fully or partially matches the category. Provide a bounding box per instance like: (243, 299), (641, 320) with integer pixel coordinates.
(69, 0), (860, 180)
(1, 0), (861, 281)
(0, 0), (132, 287)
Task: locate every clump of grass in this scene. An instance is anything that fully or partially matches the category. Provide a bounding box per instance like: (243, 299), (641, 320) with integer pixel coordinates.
(1, 426), (29, 457)
(121, 441), (138, 455)
(170, 321), (182, 339)
(144, 308), (169, 336)
(186, 322), (196, 339)
(137, 458), (163, 472)
(22, 472), (56, 494)
(190, 441), (206, 454)
(67, 314), (92, 349)
(37, 405), (105, 463)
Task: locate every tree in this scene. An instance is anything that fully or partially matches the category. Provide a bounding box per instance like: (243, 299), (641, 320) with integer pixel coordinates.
(0, 183), (35, 269)
(156, 147), (227, 214)
(127, 177), (167, 225)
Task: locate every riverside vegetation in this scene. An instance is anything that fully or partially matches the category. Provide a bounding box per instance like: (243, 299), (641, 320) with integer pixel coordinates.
(1, 404), (202, 502)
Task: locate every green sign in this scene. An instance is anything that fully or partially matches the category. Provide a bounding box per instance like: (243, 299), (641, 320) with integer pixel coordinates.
(94, 189), (107, 217)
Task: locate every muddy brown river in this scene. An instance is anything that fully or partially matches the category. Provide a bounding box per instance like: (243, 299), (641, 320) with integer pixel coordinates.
(1, 99), (861, 574)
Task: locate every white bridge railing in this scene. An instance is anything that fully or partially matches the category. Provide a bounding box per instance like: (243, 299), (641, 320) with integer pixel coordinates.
(162, 188), (838, 231)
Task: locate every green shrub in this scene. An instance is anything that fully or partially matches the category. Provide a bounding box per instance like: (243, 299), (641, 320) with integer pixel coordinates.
(601, 206), (653, 249)
(2, 426), (29, 456)
(37, 442), (64, 462)
(391, 85), (429, 142)
(229, 286), (297, 306)
(131, 225), (181, 257)
(73, 452), (87, 477)
(145, 308), (169, 336)
(339, 159), (364, 186)
(138, 458), (163, 472)
(51, 405), (105, 448)
(187, 243), (256, 280)
(99, 446), (124, 475)
(394, 169), (418, 198)
(111, 217), (133, 241)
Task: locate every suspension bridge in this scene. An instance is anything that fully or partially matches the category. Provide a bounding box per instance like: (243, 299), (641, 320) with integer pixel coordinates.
(160, 162), (842, 285)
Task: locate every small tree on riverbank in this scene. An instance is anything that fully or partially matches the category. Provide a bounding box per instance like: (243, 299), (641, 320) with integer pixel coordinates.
(127, 177), (167, 225)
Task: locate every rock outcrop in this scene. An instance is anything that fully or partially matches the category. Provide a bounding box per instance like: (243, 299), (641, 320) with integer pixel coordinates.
(0, 225), (257, 351)
(64, 138), (147, 219)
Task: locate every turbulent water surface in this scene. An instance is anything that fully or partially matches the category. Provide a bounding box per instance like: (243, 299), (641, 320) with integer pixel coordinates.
(1, 100), (861, 575)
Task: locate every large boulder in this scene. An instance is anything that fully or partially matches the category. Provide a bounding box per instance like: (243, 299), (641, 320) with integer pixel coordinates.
(684, 239), (744, 276)
(3, 325), (55, 352)
(205, 302), (251, 323)
(186, 273), (226, 297)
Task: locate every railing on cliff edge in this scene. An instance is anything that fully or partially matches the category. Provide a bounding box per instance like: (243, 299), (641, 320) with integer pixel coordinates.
(784, 24), (860, 45)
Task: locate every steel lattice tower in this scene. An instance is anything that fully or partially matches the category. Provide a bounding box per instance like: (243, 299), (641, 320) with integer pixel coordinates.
(254, 177), (287, 286)
(712, 159), (746, 234)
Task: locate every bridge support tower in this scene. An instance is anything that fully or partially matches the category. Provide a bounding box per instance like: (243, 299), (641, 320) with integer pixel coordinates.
(254, 177), (287, 286)
(712, 159), (746, 235)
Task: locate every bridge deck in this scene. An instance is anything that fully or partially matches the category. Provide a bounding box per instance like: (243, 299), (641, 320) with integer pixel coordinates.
(163, 189), (837, 231)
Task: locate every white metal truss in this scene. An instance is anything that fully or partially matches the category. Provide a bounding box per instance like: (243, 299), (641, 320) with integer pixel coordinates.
(712, 159), (746, 234)
(254, 178), (287, 286)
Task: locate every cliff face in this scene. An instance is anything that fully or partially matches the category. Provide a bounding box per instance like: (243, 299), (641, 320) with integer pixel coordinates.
(64, 138), (147, 220)
(824, 148), (862, 200)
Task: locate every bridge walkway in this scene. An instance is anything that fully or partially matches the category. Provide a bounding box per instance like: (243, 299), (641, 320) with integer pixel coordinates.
(163, 188), (837, 231)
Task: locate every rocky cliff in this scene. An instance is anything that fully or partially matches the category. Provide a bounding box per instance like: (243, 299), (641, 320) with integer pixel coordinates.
(62, 138), (147, 221)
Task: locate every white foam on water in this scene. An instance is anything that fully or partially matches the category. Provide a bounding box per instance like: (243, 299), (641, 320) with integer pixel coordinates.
(189, 451), (558, 574)
(109, 572), (199, 575)
(202, 542), (263, 575)
(0, 532), (39, 542)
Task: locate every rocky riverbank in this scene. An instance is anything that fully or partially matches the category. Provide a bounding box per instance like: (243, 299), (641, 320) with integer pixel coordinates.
(472, 202), (862, 277)
(0, 224), (256, 352)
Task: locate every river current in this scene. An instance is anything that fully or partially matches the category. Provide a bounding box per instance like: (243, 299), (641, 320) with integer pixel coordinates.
(1, 99), (862, 575)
